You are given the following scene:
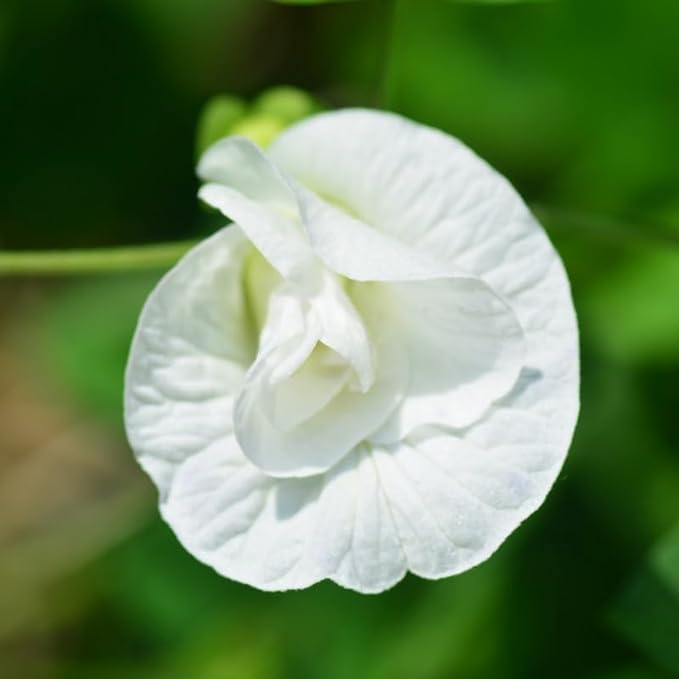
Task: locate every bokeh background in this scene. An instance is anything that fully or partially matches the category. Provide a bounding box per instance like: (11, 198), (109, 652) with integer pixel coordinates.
(2, 0), (679, 677)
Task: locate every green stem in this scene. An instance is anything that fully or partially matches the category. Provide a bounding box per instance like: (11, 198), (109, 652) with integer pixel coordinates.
(0, 206), (676, 278)
(0, 239), (198, 277)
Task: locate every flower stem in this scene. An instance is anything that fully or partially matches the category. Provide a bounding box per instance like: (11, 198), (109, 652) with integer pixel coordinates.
(0, 206), (676, 278)
(0, 240), (198, 277)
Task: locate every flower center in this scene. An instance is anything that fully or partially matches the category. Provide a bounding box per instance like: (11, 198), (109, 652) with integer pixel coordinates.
(231, 242), (407, 478)
(262, 342), (352, 432)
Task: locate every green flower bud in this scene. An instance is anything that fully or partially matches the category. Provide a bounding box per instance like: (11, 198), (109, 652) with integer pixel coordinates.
(253, 86), (318, 126)
(230, 113), (287, 149)
(196, 95), (247, 157)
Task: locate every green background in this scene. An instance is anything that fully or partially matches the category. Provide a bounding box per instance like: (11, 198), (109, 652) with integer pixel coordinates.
(1, 0), (679, 677)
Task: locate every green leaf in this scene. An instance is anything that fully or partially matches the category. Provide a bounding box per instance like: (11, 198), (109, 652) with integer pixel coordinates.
(585, 250), (679, 364)
(609, 523), (679, 674)
(609, 572), (679, 674)
(651, 523), (679, 600)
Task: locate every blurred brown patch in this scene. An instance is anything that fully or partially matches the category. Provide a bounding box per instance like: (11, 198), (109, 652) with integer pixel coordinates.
(0, 280), (153, 643)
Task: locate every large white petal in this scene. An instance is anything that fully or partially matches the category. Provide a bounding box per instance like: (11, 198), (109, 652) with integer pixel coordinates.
(271, 109), (579, 568)
(160, 440), (408, 593)
(272, 109), (578, 434)
(367, 413), (559, 581)
(160, 435), (320, 591)
(294, 186), (458, 282)
(269, 109), (516, 266)
(363, 276), (525, 439)
(157, 408), (564, 594)
(124, 227), (254, 500)
(378, 362), (577, 583)
(130, 352), (569, 595)
(270, 109), (577, 385)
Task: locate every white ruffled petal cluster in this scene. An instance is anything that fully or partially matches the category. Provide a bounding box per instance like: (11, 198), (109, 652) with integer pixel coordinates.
(124, 109), (579, 593)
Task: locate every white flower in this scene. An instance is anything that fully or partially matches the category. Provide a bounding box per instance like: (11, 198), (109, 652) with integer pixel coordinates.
(124, 109), (579, 593)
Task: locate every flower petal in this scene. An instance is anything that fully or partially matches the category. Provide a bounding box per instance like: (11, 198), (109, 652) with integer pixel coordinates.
(272, 108), (578, 438)
(270, 109), (576, 377)
(364, 276), (525, 439)
(261, 342), (352, 432)
(127, 109), (579, 594)
(124, 227), (254, 500)
(269, 109), (514, 268)
(367, 418), (555, 581)
(310, 272), (376, 391)
(233, 295), (408, 477)
(158, 405), (563, 594)
(310, 446), (408, 593)
(294, 186), (458, 282)
(160, 434), (320, 591)
(198, 136), (316, 281)
(160, 440), (407, 593)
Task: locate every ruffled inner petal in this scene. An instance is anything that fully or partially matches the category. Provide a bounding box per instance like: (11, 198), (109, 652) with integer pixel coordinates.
(309, 271), (375, 391)
(233, 281), (407, 478)
(198, 136), (317, 282)
(262, 342), (352, 432)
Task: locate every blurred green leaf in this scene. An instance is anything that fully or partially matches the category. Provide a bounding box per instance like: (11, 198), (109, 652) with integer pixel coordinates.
(585, 250), (679, 364)
(33, 274), (159, 427)
(611, 578), (679, 671)
(156, 619), (281, 679)
(121, 0), (253, 92)
(364, 563), (507, 678)
(651, 523), (679, 600)
(0, 4), (11, 66)
(591, 666), (676, 679)
(97, 521), (236, 647)
(609, 523), (679, 674)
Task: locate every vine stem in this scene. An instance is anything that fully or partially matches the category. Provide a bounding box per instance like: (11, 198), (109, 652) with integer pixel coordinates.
(0, 207), (676, 278)
(0, 239), (198, 277)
